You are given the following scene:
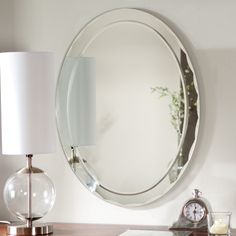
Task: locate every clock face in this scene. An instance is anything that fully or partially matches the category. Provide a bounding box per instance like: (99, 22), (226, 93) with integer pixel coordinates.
(183, 202), (206, 222)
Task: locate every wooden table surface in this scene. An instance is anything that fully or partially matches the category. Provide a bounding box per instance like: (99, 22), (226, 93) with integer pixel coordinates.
(0, 223), (234, 236)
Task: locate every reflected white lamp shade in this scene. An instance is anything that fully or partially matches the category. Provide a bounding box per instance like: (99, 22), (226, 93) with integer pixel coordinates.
(66, 57), (96, 146)
(0, 52), (56, 155)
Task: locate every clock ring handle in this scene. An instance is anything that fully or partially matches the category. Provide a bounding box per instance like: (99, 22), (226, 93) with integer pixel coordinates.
(192, 189), (202, 198)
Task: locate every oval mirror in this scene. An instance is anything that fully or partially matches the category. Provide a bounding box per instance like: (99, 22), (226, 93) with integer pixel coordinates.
(56, 9), (200, 206)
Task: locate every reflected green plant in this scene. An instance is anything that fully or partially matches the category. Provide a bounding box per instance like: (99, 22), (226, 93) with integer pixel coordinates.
(151, 86), (184, 137)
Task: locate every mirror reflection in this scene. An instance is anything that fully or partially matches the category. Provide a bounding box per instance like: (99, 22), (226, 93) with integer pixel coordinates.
(56, 9), (199, 206)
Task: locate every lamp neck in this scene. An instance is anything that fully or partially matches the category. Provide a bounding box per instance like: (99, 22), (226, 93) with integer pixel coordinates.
(26, 154), (33, 170)
(26, 154), (33, 228)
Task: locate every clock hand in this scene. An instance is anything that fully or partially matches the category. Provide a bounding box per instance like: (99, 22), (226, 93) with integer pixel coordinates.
(193, 204), (197, 220)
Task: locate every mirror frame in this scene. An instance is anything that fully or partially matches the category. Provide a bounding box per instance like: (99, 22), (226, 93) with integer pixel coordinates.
(56, 8), (200, 207)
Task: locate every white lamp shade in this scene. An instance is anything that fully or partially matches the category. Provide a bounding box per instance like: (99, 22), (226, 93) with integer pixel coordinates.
(0, 52), (56, 155)
(66, 57), (96, 146)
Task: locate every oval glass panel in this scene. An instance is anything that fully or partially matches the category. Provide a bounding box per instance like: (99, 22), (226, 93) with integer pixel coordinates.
(56, 9), (200, 206)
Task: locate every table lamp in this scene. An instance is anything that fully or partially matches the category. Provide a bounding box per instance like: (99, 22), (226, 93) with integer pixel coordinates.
(60, 57), (95, 163)
(59, 56), (97, 192)
(0, 52), (56, 235)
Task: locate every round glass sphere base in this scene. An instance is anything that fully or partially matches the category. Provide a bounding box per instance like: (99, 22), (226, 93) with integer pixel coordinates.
(4, 167), (56, 221)
(7, 222), (53, 235)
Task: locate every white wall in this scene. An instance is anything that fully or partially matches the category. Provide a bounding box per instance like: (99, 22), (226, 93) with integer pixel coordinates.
(1, 0), (236, 227)
(0, 0), (14, 51)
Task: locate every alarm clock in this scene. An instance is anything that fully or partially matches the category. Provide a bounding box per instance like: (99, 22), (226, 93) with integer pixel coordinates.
(170, 189), (211, 232)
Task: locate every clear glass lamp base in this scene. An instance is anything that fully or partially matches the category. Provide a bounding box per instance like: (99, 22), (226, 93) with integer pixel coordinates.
(7, 222), (53, 235)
